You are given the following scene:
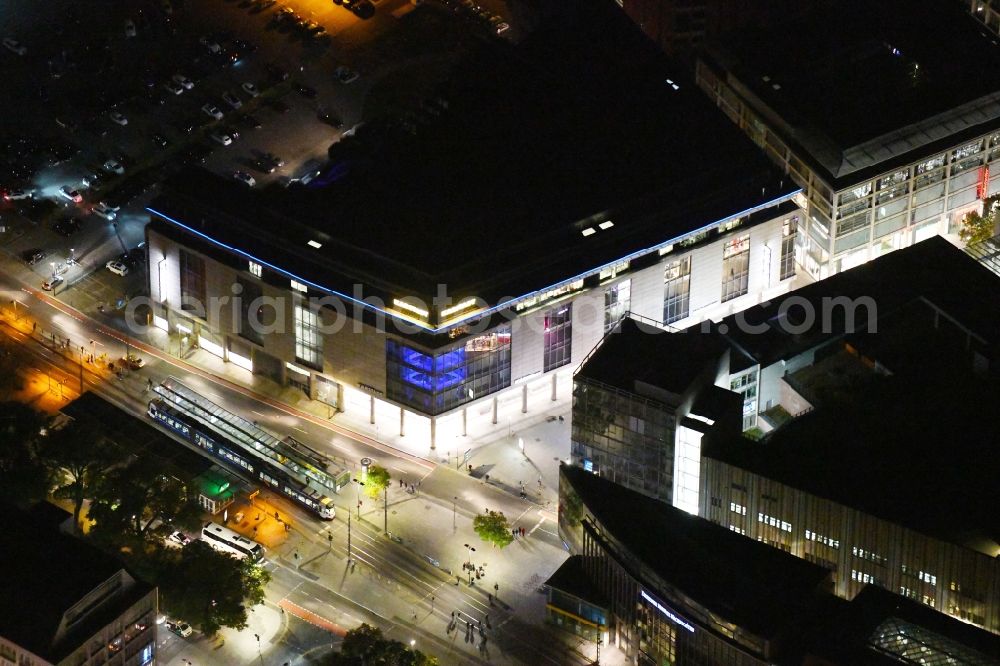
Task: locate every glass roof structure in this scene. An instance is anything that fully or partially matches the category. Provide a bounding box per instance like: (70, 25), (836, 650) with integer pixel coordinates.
(154, 377), (346, 493)
(869, 617), (998, 665)
(965, 234), (1000, 280)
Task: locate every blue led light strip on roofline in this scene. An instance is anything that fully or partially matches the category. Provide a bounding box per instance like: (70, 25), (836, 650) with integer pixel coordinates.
(147, 188), (801, 334)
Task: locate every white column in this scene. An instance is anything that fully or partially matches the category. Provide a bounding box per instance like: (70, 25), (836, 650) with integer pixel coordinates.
(491, 396), (498, 425)
(462, 407), (467, 437)
(400, 406), (405, 437)
(551, 373), (558, 401)
(369, 395), (375, 425)
(430, 416), (436, 450)
(522, 384), (528, 414)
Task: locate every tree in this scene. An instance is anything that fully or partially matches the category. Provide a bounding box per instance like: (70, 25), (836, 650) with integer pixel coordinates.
(0, 345), (25, 398)
(88, 456), (202, 544)
(960, 210), (996, 245)
(0, 402), (53, 506)
(473, 510), (514, 549)
(41, 418), (120, 533)
(363, 464), (391, 500)
(158, 541), (271, 635)
(323, 623), (438, 666)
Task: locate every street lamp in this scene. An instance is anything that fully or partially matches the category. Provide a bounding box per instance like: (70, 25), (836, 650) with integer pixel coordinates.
(463, 543), (476, 567)
(254, 633), (263, 666)
(69, 248), (75, 265)
(353, 478), (364, 518)
(453, 496), (457, 530)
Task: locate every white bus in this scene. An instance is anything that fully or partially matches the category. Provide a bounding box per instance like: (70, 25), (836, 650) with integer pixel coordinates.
(200, 522), (265, 561)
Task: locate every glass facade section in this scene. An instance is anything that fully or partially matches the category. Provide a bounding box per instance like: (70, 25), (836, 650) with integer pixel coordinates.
(543, 305), (573, 372)
(663, 257), (691, 324)
(179, 249), (206, 313)
(780, 216), (797, 281)
(571, 379), (676, 502)
(603, 280), (631, 333)
(237, 277), (263, 346)
(294, 304), (322, 370)
(386, 327), (511, 415)
(720, 234), (750, 303)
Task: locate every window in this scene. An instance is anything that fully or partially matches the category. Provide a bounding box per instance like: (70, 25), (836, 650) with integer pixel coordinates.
(805, 529), (840, 549)
(780, 216), (797, 280)
(851, 569), (879, 585)
(918, 571), (937, 586)
(543, 305), (572, 372)
(662, 257), (691, 324)
(599, 260), (629, 281)
(729, 502), (746, 515)
(248, 261), (262, 277)
(294, 305), (322, 369)
(290, 279), (308, 293)
(514, 280), (583, 312)
(900, 587), (917, 600)
(757, 512), (791, 532)
(729, 525), (745, 535)
(852, 546), (886, 565)
(921, 595), (936, 607)
(721, 234), (750, 302)
(603, 280), (630, 333)
(179, 249), (206, 314)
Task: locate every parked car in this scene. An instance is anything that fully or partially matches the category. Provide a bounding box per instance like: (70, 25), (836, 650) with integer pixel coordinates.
(102, 159), (125, 175)
(202, 103), (224, 120)
(263, 152), (284, 167)
(3, 38), (26, 55)
(293, 82), (317, 99)
(3, 187), (34, 201)
(241, 82), (260, 97)
(124, 19), (137, 38)
(121, 354), (145, 369)
(58, 186), (83, 203)
(222, 91), (242, 109)
(92, 202), (117, 220)
(253, 159), (275, 174)
(22, 249), (46, 265)
(173, 73), (195, 89)
(109, 111), (128, 126)
(318, 111), (343, 128)
(42, 275), (64, 291)
(210, 132), (232, 146)
(165, 621), (193, 638)
(151, 133), (170, 148)
(167, 531), (191, 546)
(105, 260), (129, 276)
(237, 114), (262, 130)
(163, 80), (184, 95)
(335, 66), (359, 84)
(233, 170), (256, 187)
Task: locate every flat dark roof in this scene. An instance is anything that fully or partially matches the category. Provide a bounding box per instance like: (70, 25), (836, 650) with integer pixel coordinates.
(544, 555), (609, 610)
(706, 0), (1000, 187)
(716, 236), (1000, 368)
(149, 0), (793, 312)
(575, 317), (731, 396)
(0, 503), (153, 663)
(561, 464), (831, 640)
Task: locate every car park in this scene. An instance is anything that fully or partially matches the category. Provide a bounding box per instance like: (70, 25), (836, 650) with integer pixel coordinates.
(210, 132), (232, 146)
(202, 103), (224, 120)
(173, 74), (195, 89)
(233, 170), (257, 187)
(3, 38), (26, 55)
(241, 82), (260, 97)
(92, 203), (117, 220)
(163, 80), (184, 95)
(105, 260), (129, 276)
(102, 159), (125, 175)
(42, 275), (65, 291)
(58, 186), (83, 203)
(22, 250), (46, 265)
(109, 111), (128, 126)
(222, 91), (242, 109)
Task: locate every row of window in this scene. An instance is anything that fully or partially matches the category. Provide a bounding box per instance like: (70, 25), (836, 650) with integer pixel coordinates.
(757, 512), (791, 532)
(805, 529), (840, 549)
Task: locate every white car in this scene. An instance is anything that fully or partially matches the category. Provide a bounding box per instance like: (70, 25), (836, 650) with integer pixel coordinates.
(102, 159), (125, 175)
(105, 260), (129, 276)
(199, 35), (221, 53)
(125, 19), (137, 38)
(3, 38), (26, 56)
(202, 103), (223, 120)
(42, 275), (65, 291)
(222, 91), (242, 110)
(167, 531), (191, 546)
(3, 188), (34, 201)
(241, 82), (260, 98)
(210, 132), (232, 146)
(109, 111), (128, 126)
(233, 170), (256, 187)
(58, 186), (83, 203)
(172, 74), (194, 90)
(92, 203), (117, 221)
(163, 81), (184, 95)
(495, 21), (510, 34)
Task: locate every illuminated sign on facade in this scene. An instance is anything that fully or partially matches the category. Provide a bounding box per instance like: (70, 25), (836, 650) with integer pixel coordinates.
(640, 590), (696, 633)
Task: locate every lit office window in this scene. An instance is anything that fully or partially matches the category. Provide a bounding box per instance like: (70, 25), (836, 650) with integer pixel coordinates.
(729, 502), (746, 515)
(603, 280), (631, 333)
(663, 257), (691, 324)
(780, 217), (797, 281)
(294, 305), (322, 369)
(248, 261), (262, 277)
(290, 279), (308, 293)
(543, 305), (572, 372)
(599, 260), (629, 282)
(721, 234), (750, 303)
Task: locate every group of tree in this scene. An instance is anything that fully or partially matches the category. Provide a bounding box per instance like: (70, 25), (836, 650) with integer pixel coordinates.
(473, 509), (514, 549)
(0, 401), (270, 634)
(961, 209), (998, 245)
(323, 624), (437, 666)
(363, 464), (392, 499)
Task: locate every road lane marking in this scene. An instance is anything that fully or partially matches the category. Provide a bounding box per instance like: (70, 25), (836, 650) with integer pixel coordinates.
(278, 599), (346, 636)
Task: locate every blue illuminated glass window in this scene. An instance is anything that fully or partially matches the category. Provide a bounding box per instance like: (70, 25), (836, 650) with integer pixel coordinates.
(401, 346), (433, 371)
(435, 348), (465, 372)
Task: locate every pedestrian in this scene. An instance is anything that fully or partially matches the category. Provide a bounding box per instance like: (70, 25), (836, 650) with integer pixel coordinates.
(488, 593), (493, 604)
(451, 611), (455, 619)
(520, 526), (525, 537)
(32, 322), (36, 333)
